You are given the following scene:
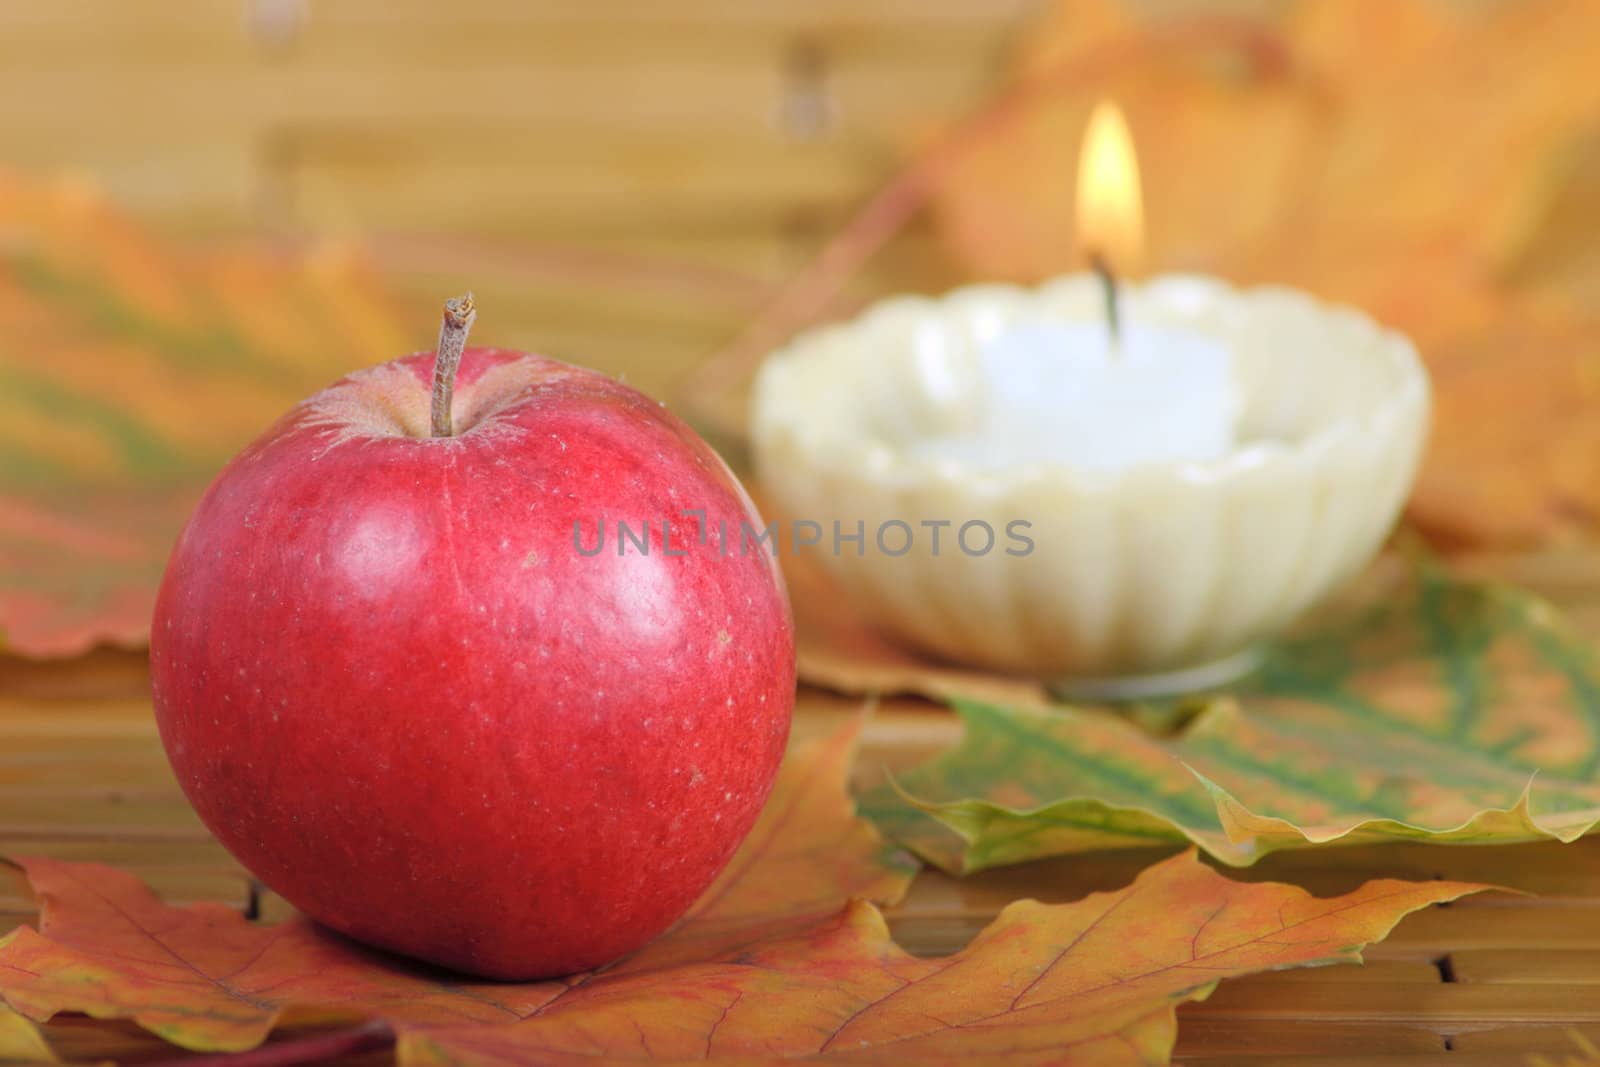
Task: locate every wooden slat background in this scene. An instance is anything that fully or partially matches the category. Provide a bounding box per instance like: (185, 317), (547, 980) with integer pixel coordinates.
(0, 0), (1052, 401)
(6, 3), (1600, 1063)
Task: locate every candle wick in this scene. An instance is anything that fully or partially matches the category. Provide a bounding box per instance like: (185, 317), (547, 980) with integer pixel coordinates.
(1089, 252), (1121, 352)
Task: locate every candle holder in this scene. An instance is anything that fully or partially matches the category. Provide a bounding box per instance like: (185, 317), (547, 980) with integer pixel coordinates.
(750, 274), (1430, 700)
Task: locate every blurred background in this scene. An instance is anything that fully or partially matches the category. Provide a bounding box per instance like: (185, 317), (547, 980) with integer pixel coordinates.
(0, 0), (1033, 395)
(1, 0), (1597, 656)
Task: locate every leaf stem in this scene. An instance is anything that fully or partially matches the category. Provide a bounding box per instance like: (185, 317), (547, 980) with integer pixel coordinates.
(141, 1021), (394, 1067)
(431, 293), (478, 438)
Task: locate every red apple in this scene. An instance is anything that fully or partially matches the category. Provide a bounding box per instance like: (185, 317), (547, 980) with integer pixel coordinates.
(150, 297), (795, 980)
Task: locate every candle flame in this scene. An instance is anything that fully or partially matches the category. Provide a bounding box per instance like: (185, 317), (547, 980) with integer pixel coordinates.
(1076, 100), (1143, 274)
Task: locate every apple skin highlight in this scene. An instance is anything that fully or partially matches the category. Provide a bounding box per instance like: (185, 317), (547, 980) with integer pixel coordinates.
(150, 347), (795, 980)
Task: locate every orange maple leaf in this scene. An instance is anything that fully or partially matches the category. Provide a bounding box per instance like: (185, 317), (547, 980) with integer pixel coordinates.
(0, 720), (1490, 1065)
(404, 857), (1486, 1066)
(0, 170), (412, 656)
(923, 0), (1600, 546)
(0, 721), (913, 1053)
(0, 844), (1486, 1066)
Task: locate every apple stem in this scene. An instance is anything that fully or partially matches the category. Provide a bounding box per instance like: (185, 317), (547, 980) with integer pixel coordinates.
(431, 293), (478, 438)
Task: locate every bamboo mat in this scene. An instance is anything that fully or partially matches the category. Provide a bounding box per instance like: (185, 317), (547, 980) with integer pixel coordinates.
(1, 550), (1599, 1064)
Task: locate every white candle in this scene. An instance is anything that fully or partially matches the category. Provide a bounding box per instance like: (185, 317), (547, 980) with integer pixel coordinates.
(910, 318), (1242, 474)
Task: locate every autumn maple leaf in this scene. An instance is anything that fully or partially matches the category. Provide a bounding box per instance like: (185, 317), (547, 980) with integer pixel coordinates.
(929, 0), (1600, 546)
(863, 564), (1600, 872)
(0, 720), (1488, 1066)
(0, 170), (412, 657)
